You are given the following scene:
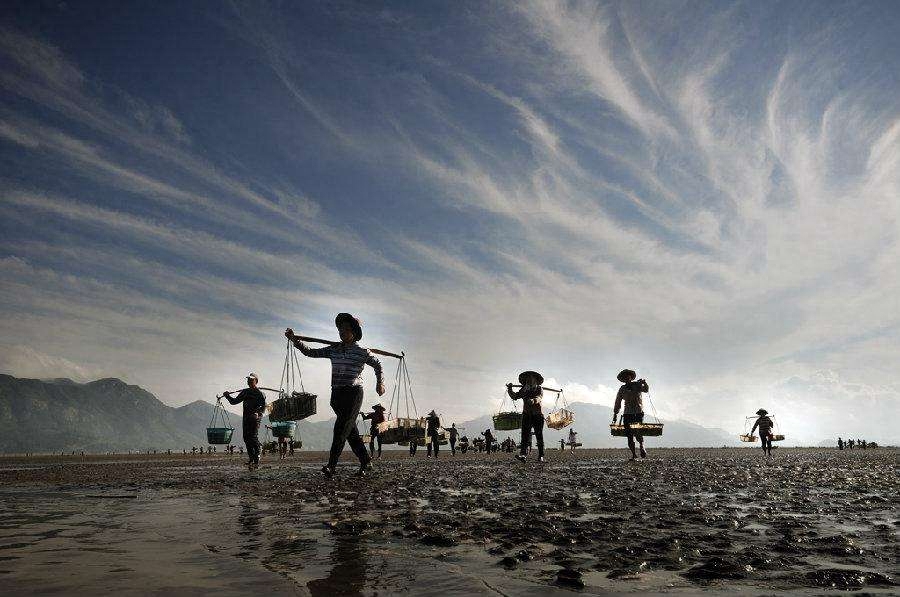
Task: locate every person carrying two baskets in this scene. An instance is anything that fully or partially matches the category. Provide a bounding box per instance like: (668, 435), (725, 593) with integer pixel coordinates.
(361, 403), (387, 459)
(223, 373), (266, 470)
(750, 409), (774, 458)
(506, 370), (546, 463)
(613, 369), (650, 460)
(285, 313), (385, 478)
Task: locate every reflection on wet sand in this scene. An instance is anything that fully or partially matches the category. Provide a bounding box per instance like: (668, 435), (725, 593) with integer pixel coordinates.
(0, 448), (897, 594)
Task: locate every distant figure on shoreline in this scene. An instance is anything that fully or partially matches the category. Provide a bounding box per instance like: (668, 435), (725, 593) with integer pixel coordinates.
(361, 403), (386, 459)
(613, 369), (650, 460)
(286, 313), (386, 479)
(750, 409), (774, 458)
(448, 423), (459, 455)
(507, 370), (546, 463)
(481, 429), (495, 453)
(568, 429), (578, 451)
(848, 439), (855, 449)
(837, 437), (844, 450)
(559, 438), (565, 451)
(458, 435), (470, 453)
(223, 373), (266, 470)
(425, 410), (441, 458)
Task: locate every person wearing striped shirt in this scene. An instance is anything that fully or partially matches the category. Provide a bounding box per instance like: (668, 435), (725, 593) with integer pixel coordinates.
(285, 313), (385, 477)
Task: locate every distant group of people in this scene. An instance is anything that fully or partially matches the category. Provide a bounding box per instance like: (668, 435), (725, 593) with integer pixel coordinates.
(837, 437), (871, 450)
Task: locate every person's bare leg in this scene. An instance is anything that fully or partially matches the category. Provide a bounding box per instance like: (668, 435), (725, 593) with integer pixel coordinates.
(627, 435), (637, 459)
(638, 434), (646, 458)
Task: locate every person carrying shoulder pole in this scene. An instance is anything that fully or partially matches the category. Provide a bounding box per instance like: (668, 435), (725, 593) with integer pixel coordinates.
(750, 409), (774, 458)
(613, 369), (649, 460)
(285, 313), (385, 478)
(361, 403), (386, 459)
(448, 423), (460, 455)
(507, 370), (546, 463)
(222, 373), (266, 470)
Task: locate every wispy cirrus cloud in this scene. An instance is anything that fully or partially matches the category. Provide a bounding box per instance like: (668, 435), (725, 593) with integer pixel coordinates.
(1, 2), (898, 442)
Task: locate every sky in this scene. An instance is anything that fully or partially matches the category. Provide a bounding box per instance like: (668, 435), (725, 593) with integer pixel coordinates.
(1, 1), (898, 445)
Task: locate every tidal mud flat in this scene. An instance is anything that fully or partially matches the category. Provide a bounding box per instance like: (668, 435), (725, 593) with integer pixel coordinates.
(1, 448), (897, 595)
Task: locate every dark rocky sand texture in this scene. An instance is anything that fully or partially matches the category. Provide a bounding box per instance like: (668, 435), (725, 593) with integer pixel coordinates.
(1, 448), (897, 595)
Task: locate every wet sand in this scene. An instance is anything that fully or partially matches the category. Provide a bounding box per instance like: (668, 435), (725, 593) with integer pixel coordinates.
(1, 448), (897, 595)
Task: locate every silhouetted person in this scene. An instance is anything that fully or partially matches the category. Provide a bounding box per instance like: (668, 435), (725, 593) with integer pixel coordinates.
(568, 428), (578, 451)
(507, 370), (546, 463)
(837, 437), (844, 450)
(448, 423), (460, 455)
(459, 435), (470, 454)
(425, 410), (441, 458)
(613, 369), (650, 460)
(848, 439), (854, 449)
(560, 438), (565, 451)
(751, 409), (774, 458)
(223, 373), (266, 470)
(361, 403), (386, 459)
(481, 429), (495, 453)
(287, 313), (385, 478)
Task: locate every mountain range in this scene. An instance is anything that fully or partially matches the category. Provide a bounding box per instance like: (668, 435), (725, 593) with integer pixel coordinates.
(0, 375), (739, 453)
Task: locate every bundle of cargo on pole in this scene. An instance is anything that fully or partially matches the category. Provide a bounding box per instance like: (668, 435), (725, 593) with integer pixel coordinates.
(493, 384), (570, 430)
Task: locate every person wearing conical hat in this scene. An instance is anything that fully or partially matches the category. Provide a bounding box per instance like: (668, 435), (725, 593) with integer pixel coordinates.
(506, 370), (546, 463)
(361, 403), (387, 459)
(365, 403), (387, 457)
(223, 373), (266, 470)
(425, 410), (442, 458)
(286, 313), (385, 478)
(613, 369), (650, 460)
(750, 409), (774, 458)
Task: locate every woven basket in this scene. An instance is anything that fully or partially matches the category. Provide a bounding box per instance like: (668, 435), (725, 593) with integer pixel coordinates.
(771, 434), (785, 441)
(609, 423), (664, 437)
(270, 421), (296, 438)
(739, 434), (758, 442)
(379, 417), (426, 444)
(546, 408), (575, 430)
(493, 412), (522, 431)
(269, 392), (316, 422)
(206, 427), (234, 444)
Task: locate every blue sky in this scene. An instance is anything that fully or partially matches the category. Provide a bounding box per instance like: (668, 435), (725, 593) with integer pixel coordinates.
(1, 1), (898, 444)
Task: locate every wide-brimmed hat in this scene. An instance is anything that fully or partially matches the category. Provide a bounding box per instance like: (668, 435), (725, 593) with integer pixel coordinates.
(428, 410), (437, 416)
(617, 369), (637, 383)
(518, 370), (544, 385)
(372, 403), (386, 411)
(246, 373), (258, 381)
(756, 409), (768, 416)
(335, 312), (362, 341)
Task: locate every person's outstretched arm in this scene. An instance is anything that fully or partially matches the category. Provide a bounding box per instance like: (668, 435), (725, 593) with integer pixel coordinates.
(750, 419), (760, 434)
(364, 350), (385, 395)
(506, 383), (519, 400)
(223, 391), (242, 406)
(285, 328), (331, 358)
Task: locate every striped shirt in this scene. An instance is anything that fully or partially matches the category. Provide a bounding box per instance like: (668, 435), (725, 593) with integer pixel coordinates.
(294, 340), (383, 388)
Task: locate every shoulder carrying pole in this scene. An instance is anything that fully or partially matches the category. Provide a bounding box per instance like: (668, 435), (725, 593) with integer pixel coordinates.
(293, 335), (403, 360)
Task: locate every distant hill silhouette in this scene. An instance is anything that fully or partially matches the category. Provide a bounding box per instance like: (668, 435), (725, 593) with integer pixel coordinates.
(0, 375), (738, 453)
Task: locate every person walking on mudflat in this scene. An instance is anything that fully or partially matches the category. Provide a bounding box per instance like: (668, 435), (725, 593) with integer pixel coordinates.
(425, 410), (441, 458)
(448, 423), (460, 455)
(223, 373), (266, 470)
(361, 403), (386, 459)
(613, 369), (650, 460)
(750, 409), (774, 458)
(507, 370), (546, 463)
(286, 313), (385, 478)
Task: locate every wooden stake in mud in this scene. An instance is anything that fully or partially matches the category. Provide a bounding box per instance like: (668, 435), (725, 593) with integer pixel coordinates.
(292, 335), (404, 360)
